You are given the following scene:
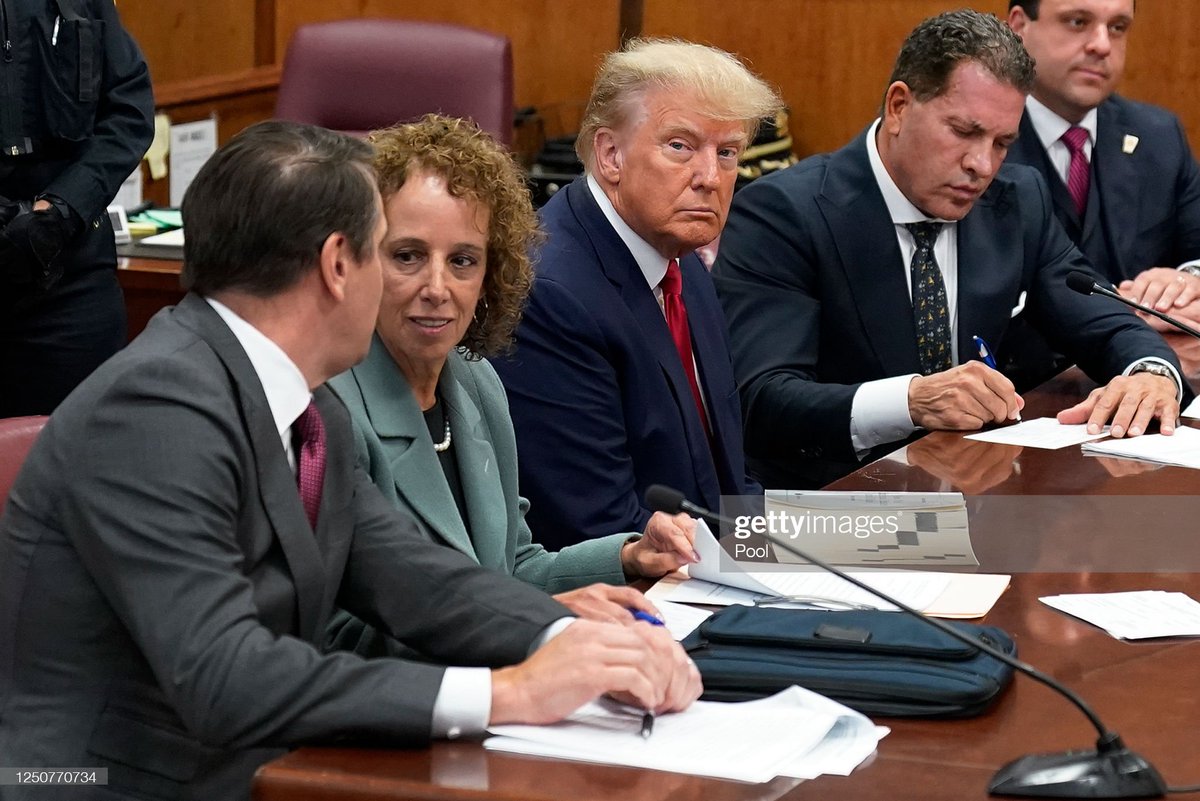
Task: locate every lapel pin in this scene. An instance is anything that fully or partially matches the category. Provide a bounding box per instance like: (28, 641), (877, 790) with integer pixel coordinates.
(1122, 134), (1139, 155)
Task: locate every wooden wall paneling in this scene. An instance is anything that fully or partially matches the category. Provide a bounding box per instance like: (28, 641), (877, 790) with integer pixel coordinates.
(1122, 1), (1200, 155)
(641, 0), (1009, 158)
(255, 0), (278, 66)
(273, 0), (621, 135)
(643, 0), (1199, 157)
(118, 0), (257, 86)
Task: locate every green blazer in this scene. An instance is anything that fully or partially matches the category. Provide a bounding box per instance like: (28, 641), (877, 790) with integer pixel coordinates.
(330, 334), (631, 592)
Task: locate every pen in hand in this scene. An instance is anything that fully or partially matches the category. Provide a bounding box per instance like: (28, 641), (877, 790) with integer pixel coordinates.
(628, 608), (665, 738)
(972, 334), (1021, 422)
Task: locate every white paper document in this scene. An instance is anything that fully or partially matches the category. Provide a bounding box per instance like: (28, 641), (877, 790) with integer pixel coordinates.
(1081, 425), (1200, 469)
(485, 685), (886, 783)
(964, 418), (1111, 449)
(1040, 590), (1200, 640)
(653, 521), (1008, 618)
(652, 599), (712, 640)
(1182, 396), (1200, 420)
(139, 228), (185, 247)
(765, 489), (977, 567)
(168, 117), (218, 206)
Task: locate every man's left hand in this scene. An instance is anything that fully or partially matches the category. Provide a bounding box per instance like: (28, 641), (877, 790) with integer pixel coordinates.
(1056, 372), (1179, 438)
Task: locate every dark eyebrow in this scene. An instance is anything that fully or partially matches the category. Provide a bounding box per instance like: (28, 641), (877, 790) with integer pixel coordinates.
(946, 116), (985, 134)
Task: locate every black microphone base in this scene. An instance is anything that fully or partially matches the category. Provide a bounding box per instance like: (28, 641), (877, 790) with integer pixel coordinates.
(989, 746), (1166, 798)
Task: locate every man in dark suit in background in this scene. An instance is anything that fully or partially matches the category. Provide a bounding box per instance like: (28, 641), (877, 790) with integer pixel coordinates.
(0, 121), (698, 800)
(1002, 0), (1200, 384)
(713, 10), (1185, 489)
(491, 39), (780, 549)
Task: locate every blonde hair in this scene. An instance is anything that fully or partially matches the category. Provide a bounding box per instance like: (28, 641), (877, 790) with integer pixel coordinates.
(370, 115), (542, 358)
(576, 37), (783, 170)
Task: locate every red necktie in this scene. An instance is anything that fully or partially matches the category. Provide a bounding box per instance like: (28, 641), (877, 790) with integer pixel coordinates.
(661, 259), (711, 437)
(293, 401), (326, 530)
(1062, 126), (1091, 217)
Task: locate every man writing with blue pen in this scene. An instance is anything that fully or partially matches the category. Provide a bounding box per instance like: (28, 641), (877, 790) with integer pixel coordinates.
(712, 10), (1186, 488)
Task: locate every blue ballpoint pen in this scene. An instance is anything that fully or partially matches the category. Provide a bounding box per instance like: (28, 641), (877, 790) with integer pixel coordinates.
(628, 609), (665, 737)
(972, 335), (998, 369)
(973, 335), (1021, 421)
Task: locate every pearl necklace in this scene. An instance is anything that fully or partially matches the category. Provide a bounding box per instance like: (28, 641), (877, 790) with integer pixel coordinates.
(432, 414), (452, 452)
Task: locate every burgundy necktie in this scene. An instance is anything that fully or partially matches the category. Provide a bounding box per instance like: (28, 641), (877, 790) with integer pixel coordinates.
(661, 259), (711, 437)
(1061, 126), (1091, 217)
(293, 401), (326, 530)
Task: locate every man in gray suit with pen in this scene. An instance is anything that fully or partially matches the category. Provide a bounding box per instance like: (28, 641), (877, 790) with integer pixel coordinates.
(0, 121), (698, 800)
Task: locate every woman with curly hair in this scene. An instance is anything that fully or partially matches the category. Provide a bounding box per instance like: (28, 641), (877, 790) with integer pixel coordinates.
(327, 116), (695, 655)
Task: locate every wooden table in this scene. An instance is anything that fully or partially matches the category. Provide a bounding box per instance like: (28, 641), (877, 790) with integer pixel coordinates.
(117, 255), (185, 341)
(253, 371), (1200, 801)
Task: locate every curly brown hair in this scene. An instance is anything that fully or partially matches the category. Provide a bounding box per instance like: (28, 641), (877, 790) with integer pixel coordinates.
(369, 115), (542, 358)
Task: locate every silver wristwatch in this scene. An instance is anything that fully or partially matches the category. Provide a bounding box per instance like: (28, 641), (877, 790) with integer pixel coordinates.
(1178, 264), (1200, 279)
(1129, 361), (1175, 382)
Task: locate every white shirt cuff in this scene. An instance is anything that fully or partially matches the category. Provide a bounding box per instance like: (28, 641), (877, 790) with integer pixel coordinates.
(429, 616), (575, 739)
(533, 617), (577, 651)
(1122, 358), (1184, 403)
(1177, 260), (1200, 272)
(431, 667), (491, 740)
(850, 374), (920, 456)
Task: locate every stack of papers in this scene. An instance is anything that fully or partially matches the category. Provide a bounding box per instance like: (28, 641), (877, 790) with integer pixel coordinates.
(647, 521), (1010, 619)
(485, 686), (888, 783)
(1040, 591), (1200, 640)
(139, 228), (185, 247)
(766, 489), (976, 567)
(1081, 425), (1200, 469)
(965, 418), (1110, 449)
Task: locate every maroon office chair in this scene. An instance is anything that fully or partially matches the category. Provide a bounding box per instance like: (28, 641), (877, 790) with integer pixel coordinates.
(274, 19), (514, 146)
(0, 416), (48, 514)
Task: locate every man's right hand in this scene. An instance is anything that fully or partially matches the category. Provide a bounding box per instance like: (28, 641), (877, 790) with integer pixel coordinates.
(908, 362), (1023, 431)
(489, 619), (701, 726)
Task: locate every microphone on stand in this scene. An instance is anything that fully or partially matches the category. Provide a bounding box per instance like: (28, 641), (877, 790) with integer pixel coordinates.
(1065, 270), (1200, 340)
(645, 484), (1169, 799)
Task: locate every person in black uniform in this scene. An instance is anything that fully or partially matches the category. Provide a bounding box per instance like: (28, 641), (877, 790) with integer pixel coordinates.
(0, 0), (154, 416)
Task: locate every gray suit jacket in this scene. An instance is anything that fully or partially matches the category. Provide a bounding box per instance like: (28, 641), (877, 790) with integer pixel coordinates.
(0, 294), (567, 800)
(329, 335), (630, 589)
(324, 337), (629, 657)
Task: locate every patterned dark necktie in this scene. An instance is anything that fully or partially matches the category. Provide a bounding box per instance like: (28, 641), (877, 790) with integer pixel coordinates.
(905, 222), (952, 375)
(1061, 126), (1091, 217)
(293, 401), (326, 530)
(661, 259), (712, 438)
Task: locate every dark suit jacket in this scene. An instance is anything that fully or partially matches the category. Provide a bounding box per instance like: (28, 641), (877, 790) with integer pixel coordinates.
(999, 96), (1200, 386)
(1006, 95), (1200, 283)
(0, 294), (566, 800)
(712, 127), (1186, 489)
(490, 178), (758, 550)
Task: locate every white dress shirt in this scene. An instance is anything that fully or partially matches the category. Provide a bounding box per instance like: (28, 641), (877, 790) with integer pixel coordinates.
(1025, 96), (1098, 186)
(849, 120), (960, 454)
(207, 297), (554, 740)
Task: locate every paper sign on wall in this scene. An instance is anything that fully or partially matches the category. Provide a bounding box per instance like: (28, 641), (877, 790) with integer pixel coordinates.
(168, 117), (218, 207)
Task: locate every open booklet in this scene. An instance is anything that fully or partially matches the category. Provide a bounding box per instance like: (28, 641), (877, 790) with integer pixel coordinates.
(647, 520), (1009, 619)
(485, 685), (888, 783)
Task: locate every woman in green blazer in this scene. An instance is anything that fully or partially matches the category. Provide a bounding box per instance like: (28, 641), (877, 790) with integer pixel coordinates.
(327, 116), (697, 656)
